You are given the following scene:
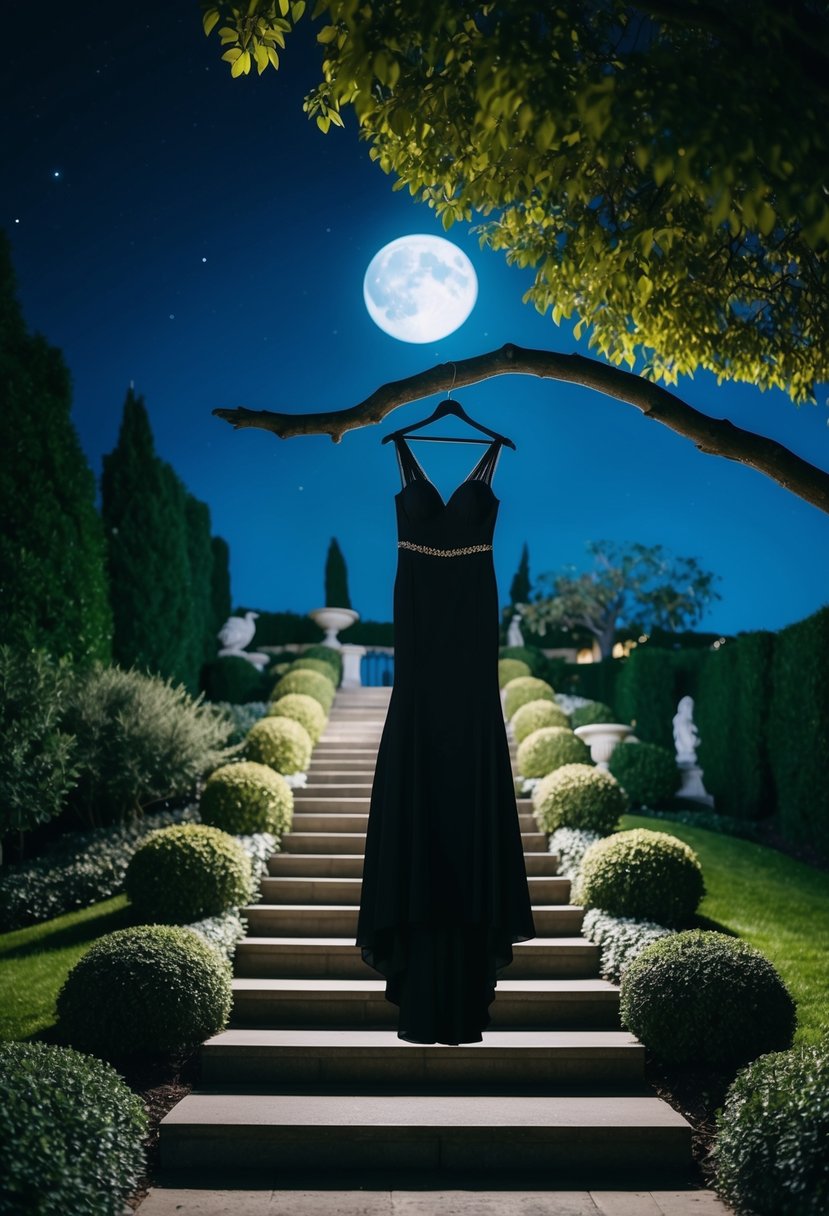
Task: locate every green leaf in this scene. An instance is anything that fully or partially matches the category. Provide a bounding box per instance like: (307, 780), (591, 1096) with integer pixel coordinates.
(291, 0), (306, 20)
(318, 24), (338, 43)
(202, 8), (220, 36)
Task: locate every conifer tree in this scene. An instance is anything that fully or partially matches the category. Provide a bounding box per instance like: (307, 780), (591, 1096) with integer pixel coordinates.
(210, 536), (232, 638)
(509, 543), (532, 607)
(184, 490), (215, 674)
(324, 537), (352, 608)
(101, 388), (194, 686)
(0, 230), (112, 663)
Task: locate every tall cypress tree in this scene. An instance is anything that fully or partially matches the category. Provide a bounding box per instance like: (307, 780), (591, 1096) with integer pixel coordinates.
(509, 542), (532, 606)
(184, 490), (215, 675)
(210, 535), (232, 639)
(324, 537), (352, 608)
(0, 230), (112, 663)
(101, 389), (193, 686)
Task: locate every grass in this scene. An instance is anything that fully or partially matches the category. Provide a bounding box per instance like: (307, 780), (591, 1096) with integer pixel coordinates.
(0, 894), (132, 1041)
(623, 812), (829, 1045)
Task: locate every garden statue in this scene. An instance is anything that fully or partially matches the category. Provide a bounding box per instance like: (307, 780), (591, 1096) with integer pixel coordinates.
(217, 611), (270, 671)
(507, 611), (525, 647)
(672, 695), (714, 805)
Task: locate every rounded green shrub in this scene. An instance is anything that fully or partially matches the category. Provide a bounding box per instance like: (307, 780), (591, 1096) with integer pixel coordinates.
(504, 676), (556, 720)
(271, 668), (335, 713)
(56, 924), (233, 1058)
(201, 655), (267, 704)
(498, 658), (531, 687)
(301, 644), (342, 682)
(200, 760), (293, 836)
(713, 1038), (829, 1215)
(245, 714), (313, 773)
(267, 692), (327, 743)
(620, 929), (797, 1067)
(124, 823), (255, 923)
(0, 1040), (148, 1216)
(578, 827), (704, 924)
(499, 645), (544, 674)
(608, 740), (680, 806)
(570, 700), (620, 728)
(290, 657), (339, 683)
(517, 726), (590, 778)
(511, 698), (570, 742)
(532, 763), (629, 834)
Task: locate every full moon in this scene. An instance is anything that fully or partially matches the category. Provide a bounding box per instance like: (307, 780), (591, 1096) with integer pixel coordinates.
(363, 234), (478, 343)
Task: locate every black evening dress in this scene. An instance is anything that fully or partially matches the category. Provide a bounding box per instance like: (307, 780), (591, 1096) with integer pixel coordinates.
(355, 433), (536, 1045)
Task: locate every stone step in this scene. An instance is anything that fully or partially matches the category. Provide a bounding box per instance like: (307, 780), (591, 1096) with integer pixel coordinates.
(281, 831), (549, 854)
(293, 785), (374, 799)
(267, 851), (561, 877)
(302, 769), (377, 783)
(291, 793), (537, 814)
(199, 1028), (644, 1088)
(311, 746), (380, 757)
(258, 875), (570, 907)
(159, 1092), (691, 1180)
(229, 977), (620, 1029)
(240, 904), (585, 939)
(287, 812), (539, 834)
(306, 759), (378, 772)
(234, 936), (599, 980)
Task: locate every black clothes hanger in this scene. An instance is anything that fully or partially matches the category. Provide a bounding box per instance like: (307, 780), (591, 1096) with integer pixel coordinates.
(382, 363), (514, 449)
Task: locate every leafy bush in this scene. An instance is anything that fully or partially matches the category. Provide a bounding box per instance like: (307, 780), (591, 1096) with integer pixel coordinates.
(245, 715), (313, 774)
(503, 676), (556, 719)
(200, 760), (293, 836)
(498, 657), (531, 687)
(124, 823), (255, 923)
(608, 740), (680, 807)
(290, 657), (339, 684)
(532, 763), (629, 834)
(0, 1040), (148, 1216)
(577, 827), (704, 925)
(185, 907), (248, 964)
(61, 663), (235, 828)
(0, 804), (199, 932)
(713, 1038), (829, 1215)
(517, 726), (590, 778)
(644, 807), (764, 842)
(547, 826), (604, 881)
(581, 906), (676, 984)
(619, 929), (797, 1067)
(213, 701), (268, 746)
(0, 645), (79, 838)
(56, 924), (233, 1058)
(499, 645), (544, 674)
(615, 646), (681, 751)
(570, 700), (620, 728)
(301, 643), (343, 683)
(511, 698), (570, 742)
(201, 655), (268, 704)
(267, 692), (327, 743)
(271, 668), (335, 713)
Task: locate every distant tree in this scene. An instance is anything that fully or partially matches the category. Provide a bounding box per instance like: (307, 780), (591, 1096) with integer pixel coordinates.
(509, 542), (532, 608)
(184, 490), (215, 677)
(210, 535), (232, 639)
(0, 230), (112, 663)
(324, 537), (352, 608)
(101, 388), (194, 687)
(520, 540), (720, 659)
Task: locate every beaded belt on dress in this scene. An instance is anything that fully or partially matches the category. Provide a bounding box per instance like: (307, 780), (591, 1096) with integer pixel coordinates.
(398, 540), (493, 557)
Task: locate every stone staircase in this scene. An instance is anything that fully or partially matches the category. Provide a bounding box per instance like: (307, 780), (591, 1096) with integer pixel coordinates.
(154, 686), (728, 1205)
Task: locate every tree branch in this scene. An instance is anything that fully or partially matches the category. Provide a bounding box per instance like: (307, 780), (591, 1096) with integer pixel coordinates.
(212, 343), (829, 514)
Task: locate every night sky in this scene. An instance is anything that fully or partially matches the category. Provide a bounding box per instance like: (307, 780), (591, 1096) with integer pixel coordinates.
(4, 2), (828, 637)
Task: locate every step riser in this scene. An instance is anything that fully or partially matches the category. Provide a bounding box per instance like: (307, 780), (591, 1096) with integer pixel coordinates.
(234, 945), (600, 980)
(257, 876), (570, 905)
(267, 852), (561, 877)
(281, 833), (548, 854)
(241, 906), (584, 936)
(291, 796), (535, 815)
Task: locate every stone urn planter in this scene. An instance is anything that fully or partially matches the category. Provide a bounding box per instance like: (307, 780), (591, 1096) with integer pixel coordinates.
(308, 606), (359, 649)
(573, 723), (633, 770)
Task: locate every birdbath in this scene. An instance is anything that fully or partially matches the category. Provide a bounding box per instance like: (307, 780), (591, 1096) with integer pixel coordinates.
(573, 723), (633, 770)
(308, 607), (360, 648)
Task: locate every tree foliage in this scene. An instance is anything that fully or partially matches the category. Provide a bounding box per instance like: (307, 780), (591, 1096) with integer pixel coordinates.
(509, 541), (532, 607)
(0, 232), (113, 664)
(520, 539), (720, 658)
(203, 0), (829, 402)
(324, 535), (352, 607)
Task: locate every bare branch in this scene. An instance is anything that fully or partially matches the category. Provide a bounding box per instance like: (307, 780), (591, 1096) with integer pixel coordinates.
(212, 342), (829, 515)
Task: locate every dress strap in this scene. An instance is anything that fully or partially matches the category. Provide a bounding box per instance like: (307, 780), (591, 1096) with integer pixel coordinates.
(393, 435), (427, 489)
(465, 438), (503, 487)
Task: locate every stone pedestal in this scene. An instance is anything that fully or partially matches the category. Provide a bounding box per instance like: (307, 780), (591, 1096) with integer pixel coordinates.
(676, 761), (714, 806)
(340, 644), (367, 689)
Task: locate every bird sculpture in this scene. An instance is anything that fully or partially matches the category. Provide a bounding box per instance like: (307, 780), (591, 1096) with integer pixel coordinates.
(217, 610), (259, 652)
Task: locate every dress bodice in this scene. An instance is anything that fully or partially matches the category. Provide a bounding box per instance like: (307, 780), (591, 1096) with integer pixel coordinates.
(393, 435), (502, 549)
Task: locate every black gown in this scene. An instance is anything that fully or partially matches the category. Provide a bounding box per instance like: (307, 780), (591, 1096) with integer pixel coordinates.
(355, 433), (536, 1045)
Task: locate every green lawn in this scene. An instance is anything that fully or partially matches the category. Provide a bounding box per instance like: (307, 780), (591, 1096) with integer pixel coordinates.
(624, 813), (829, 1045)
(0, 894), (132, 1042)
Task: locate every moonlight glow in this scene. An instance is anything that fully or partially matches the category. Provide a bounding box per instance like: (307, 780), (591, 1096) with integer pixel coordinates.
(363, 234), (478, 343)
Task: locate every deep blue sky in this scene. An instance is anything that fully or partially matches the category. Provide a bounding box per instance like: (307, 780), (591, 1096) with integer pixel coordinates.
(4, 2), (828, 636)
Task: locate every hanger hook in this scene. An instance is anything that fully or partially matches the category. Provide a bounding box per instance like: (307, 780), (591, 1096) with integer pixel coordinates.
(446, 362), (457, 400)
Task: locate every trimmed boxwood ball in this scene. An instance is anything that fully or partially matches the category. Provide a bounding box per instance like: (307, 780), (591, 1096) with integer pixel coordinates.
(499, 645), (544, 674)
(498, 657), (531, 687)
(608, 740), (680, 806)
(570, 700), (620, 728)
(290, 657), (339, 683)
(620, 929), (797, 1068)
(504, 676), (556, 719)
(124, 823), (255, 923)
(512, 698), (570, 742)
(56, 924), (233, 1059)
(532, 763), (629, 834)
(578, 827), (704, 925)
(301, 644), (342, 682)
(271, 668), (335, 713)
(245, 714), (313, 774)
(713, 1038), (829, 1215)
(0, 1040), (148, 1216)
(200, 760), (293, 836)
(267, 691), (327, 743)
(517, 726), (591, 778)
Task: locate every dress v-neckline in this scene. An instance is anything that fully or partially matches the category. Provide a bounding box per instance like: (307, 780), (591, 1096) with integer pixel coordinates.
(395, 434), (501, 509)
